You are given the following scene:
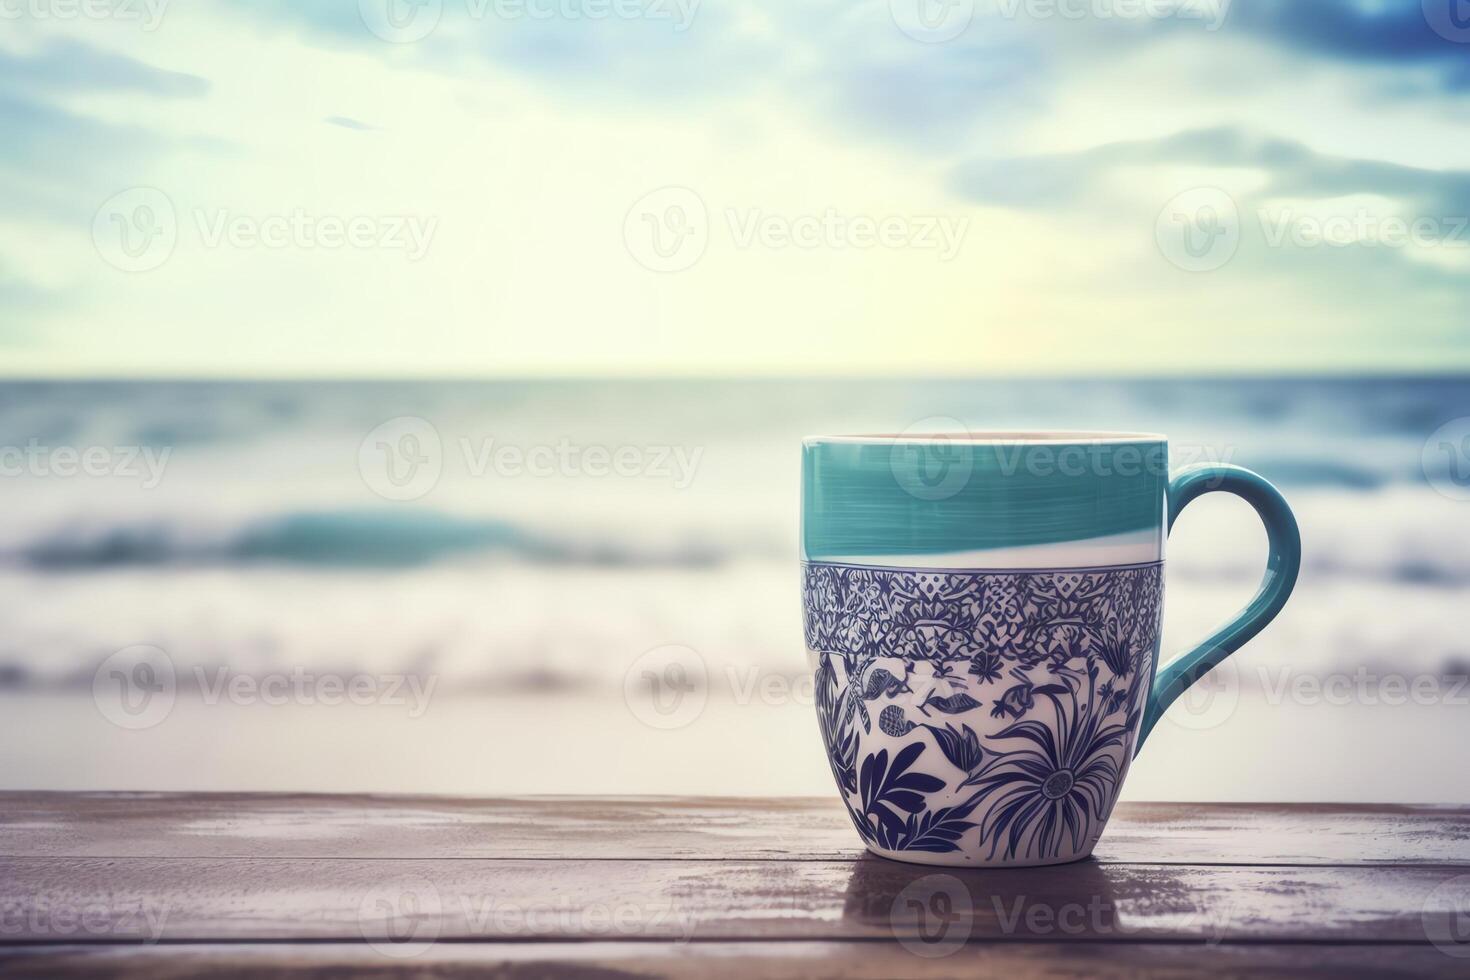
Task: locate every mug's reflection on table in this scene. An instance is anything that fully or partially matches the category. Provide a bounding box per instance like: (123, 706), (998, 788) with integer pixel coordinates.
(1, 794), (1468, 977)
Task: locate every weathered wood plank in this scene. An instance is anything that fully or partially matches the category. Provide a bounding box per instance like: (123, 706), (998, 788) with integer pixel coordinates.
(2, 794), (1466, 865)
(1, 856), (1463, 943)
(2, 941), (1465, 979)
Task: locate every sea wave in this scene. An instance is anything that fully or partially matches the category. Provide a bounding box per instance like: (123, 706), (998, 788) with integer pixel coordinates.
(0, 486), (1463, 696)
(7, 509), (748, 570)
(5, 481), (1468, 588)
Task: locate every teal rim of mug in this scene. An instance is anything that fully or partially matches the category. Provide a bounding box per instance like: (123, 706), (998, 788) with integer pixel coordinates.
(802, 431), (1169, 559)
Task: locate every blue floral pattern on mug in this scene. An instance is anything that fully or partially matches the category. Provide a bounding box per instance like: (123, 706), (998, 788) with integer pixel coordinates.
(804, 562), (1164, 864)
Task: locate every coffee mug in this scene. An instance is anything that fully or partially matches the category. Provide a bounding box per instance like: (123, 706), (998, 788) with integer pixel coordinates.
(801, 431), (1299, 867)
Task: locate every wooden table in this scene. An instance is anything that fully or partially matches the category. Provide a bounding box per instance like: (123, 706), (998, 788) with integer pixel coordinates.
(2, 794), (1469, 977)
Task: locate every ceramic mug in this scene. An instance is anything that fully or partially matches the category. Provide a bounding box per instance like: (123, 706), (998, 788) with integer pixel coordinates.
(801, 431), (1300, 867)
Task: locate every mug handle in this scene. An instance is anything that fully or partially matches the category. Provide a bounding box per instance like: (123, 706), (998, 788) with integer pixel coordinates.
(1135, 463), (1301, 752)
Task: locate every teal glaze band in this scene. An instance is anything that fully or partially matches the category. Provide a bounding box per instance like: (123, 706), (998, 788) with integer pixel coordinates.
(802, 437), (1168, 558)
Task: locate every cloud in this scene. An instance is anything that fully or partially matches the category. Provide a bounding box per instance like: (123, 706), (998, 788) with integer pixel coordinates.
(0, 90), (213, 232)
(0, 39), (208, 97)
(324, 115), (378, 131)
(1029, 0), (1467, 69)
(472, 9), (781, 102)
(948, 124), (1470, 329)
(0, 94), (162, 182)
(0, 267), (63, 345)
(213, 1), (1037, 142)
(216, 0), (793, 115)
(791, 4), (1049, 148)
(0, 270), (58, 310)
(219, 0), (369, 41)
(1226, 0), (1456, 61)
(0, 40), (211, 223)
(1195, 0), (1470, 92)
(952, 126), (1470, 217)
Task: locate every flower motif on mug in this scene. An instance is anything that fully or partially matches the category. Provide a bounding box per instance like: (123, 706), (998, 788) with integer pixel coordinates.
(805, 562), (1163, 861)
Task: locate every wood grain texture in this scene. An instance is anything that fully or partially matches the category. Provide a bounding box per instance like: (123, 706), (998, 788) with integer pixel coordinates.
(3, 943), (1467, 980)
(3, 793), (1468, 865)
(2, 794), (1469, 977)
(0, 857), (1463, 943)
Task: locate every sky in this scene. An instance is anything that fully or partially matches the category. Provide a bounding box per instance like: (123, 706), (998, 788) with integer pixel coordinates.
(1, 0), (1467, 376)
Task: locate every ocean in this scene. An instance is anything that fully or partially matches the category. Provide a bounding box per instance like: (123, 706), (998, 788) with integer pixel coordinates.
(0, 377), (1466, 801)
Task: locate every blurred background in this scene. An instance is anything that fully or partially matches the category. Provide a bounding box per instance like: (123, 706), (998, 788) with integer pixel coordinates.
(1, 1), (1467, 802)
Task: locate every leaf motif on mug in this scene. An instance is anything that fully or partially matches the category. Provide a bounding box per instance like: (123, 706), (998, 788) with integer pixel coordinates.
(918, 692), (982, 716)
(925, 721), (984, 775)
(859, 742), (947, 835)
(860, 668), (896, 700)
